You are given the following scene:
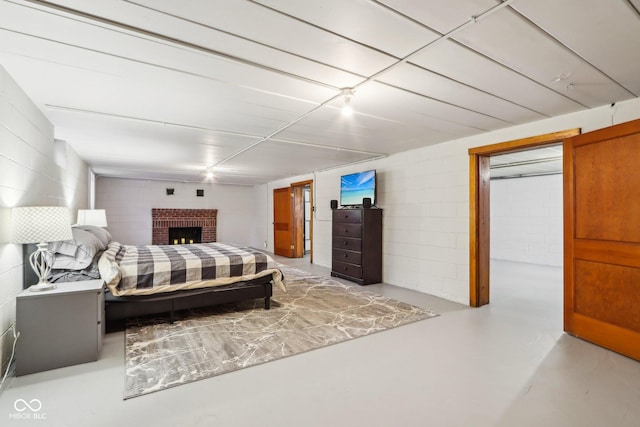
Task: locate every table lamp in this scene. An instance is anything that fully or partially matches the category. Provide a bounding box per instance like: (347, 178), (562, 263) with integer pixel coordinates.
(11, 206), (73, 292)
(76, 209), (108, 227)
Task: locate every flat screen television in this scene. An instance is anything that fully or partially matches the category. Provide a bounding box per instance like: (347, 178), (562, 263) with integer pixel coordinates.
(340, 169), (376, 206)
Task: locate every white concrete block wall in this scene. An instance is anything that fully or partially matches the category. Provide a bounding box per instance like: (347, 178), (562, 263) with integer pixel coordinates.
(0, 66), (89, 378)
(490, 175), (563, 267)
(95, 178), (257, 246)
(374, 142), (472, 303)
(258, 96), (640, 305)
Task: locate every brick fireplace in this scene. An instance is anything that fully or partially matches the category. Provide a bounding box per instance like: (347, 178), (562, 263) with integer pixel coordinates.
(152, 208), (217, 245)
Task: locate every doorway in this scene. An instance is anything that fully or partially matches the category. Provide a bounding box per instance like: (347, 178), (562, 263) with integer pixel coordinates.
(273, 180), (314, 261)
(468, 129), (580, 307)
(488, 145), (565, 322)
(291, 180), (313, 262)
(303, 185), (311, 256)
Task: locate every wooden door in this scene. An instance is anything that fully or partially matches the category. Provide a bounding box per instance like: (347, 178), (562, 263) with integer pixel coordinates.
(564, 118), (640, 361)
(273, 187), (293, 257)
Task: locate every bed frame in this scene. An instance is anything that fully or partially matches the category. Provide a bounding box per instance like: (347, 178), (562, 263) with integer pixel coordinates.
(105, 275), (273, 329)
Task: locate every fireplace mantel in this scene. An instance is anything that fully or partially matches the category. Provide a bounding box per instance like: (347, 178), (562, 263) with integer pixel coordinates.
(151, 209), (217, 245)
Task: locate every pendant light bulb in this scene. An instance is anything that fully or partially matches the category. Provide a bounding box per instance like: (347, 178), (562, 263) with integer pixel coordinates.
(341, 88), (354, 116)
(342, 102), (353, 116)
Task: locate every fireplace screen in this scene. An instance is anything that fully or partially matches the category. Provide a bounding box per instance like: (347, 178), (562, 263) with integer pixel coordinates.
(168, 227), (202, 245)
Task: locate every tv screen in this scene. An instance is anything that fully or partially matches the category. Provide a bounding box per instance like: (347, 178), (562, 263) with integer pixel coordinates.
(340, 170), (376, 206)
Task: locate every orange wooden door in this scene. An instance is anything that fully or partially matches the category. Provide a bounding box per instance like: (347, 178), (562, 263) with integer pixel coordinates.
(273, 187), (293, 257)
(564, 118), (640, 361)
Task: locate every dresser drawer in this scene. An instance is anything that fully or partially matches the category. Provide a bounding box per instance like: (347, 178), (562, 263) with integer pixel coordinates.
(332, 261), (363, 279)
(333, 209), (362, 223)
(333, 249), (362, 266)
(332, 236), (362, 251)
(332, 222), (362, 238)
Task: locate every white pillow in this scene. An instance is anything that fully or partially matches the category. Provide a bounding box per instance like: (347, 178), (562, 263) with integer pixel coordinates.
(51, 228), (104, 270)
(48, 240), (78, 257)
(73, 225), (112, 247)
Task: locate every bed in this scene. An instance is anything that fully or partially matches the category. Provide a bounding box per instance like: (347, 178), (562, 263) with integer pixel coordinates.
(39, 225), (284, 329)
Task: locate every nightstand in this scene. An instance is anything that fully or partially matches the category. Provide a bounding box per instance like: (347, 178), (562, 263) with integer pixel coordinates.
(15, 280), (105, 376)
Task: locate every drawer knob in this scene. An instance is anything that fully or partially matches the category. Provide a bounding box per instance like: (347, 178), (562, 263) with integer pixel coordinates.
(344, 267), (348, 271)
(343, 241), (348, 246)
(344, 254), (348, 258)
(344, 228), (348, 233)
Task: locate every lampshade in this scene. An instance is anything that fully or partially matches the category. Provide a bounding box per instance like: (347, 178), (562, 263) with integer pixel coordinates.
(11, 206), (73, 244)
(76, 209), (108, 227)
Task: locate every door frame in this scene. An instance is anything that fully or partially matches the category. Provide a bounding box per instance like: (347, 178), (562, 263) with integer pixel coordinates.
(290, 179), (314, 262)
(468, 128), (580, 307)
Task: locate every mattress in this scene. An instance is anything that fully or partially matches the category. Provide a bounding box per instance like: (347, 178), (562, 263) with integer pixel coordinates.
(99, 241), (284, 296)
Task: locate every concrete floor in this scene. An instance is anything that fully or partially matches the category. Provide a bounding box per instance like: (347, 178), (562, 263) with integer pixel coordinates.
(1, 258), (639, 426)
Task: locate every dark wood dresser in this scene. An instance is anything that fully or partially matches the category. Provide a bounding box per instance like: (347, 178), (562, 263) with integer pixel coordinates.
(331, 208), (382, 285)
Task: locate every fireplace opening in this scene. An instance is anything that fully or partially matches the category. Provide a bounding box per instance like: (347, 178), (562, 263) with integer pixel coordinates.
(169, 227), (202, 245)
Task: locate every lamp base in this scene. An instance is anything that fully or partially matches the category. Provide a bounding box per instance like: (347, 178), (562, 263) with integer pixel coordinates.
(28, 242), (56, 292)
(29, 282), (57, 292)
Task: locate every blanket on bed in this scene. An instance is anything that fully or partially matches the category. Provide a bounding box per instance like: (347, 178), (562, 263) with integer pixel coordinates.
(99, 242), (284, 296)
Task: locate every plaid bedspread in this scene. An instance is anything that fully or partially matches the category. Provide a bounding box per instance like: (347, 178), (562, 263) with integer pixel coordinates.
(99, 241), (284, 296)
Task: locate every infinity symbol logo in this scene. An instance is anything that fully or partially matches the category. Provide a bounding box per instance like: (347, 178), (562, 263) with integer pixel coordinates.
(14, 399), (42, 412)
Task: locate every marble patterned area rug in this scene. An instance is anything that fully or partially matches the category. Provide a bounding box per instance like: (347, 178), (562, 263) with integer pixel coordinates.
(124, 265), (437, 399)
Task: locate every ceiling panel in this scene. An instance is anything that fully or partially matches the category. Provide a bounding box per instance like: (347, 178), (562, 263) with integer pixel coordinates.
(252, 0), (440, 57)
(0, 2), (339, 104)
(0, 52), (312, 137)
(90, 165), (204, 183)
(217, 139), (376, 182)
(275, 108), (455, 155)
(410, 39), (584, 117)
(379, 0), (500, 34)
(48, 112), (263, 169)
(452, 6), (634, 107)
(22, 0), (365, 90)
(350, 81), (510, 132)
(511, 0), (640, 95)
(378, 63), (546, 123)
(128, 0), (399, 77)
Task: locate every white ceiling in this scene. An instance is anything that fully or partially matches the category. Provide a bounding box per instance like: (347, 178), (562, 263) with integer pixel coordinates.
(1, 0), (638, 185)
(490, 144), (562, 179)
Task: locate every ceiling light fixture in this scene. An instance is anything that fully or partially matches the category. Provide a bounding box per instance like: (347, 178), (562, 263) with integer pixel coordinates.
(341, 88), (354, 116)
